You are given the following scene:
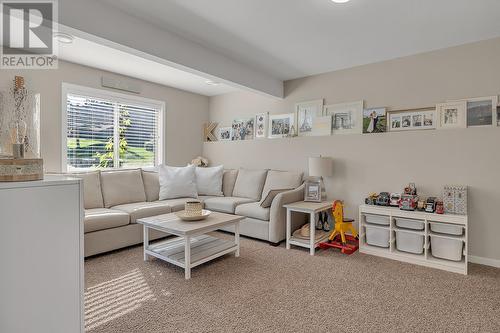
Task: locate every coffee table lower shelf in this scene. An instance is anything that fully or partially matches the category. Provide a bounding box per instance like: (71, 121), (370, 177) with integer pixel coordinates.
(145, 234), (238, 278)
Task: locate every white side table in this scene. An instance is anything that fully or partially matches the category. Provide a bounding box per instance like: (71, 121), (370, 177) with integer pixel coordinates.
(284, 201), (332, 255)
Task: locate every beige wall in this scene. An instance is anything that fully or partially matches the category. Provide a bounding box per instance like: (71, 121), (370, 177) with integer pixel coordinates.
(205, 37), (500, 262)
(0, 60), (209, 172)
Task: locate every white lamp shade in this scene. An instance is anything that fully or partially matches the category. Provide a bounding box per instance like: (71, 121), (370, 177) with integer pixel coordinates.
(308, 157), (333, 177)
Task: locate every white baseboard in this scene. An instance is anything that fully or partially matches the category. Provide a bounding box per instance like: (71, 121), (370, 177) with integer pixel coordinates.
(469, 255), (500, 268)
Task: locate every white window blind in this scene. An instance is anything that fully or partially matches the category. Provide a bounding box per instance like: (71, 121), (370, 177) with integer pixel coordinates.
(66, 92), (161, 171)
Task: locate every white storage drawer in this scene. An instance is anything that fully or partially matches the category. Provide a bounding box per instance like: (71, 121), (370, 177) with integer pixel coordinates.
(395, 217), (424, 231)
(430, 222), (463, 236)
(364, 214), (390, 226)
(396, 231), (424, 254)
(365, 226), (390, 248)
(430, 235), (464, 261)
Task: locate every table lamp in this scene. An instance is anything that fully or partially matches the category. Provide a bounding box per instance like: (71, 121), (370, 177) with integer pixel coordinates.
(308, 156), (333, 201)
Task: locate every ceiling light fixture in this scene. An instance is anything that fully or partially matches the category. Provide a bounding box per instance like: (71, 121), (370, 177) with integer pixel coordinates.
(205, 80), (220, 86)
(53, 32), (74, 44)
(331, 0), (351, 3)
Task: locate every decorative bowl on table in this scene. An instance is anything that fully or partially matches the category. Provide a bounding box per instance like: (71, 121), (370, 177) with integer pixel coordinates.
(175, 201), (211, 221)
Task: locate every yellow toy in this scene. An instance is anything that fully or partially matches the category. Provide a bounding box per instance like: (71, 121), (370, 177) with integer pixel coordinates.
(319, 200), (359, 254)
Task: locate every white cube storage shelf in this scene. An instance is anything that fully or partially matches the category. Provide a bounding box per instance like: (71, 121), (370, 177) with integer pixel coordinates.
(359, 205), (468, 274)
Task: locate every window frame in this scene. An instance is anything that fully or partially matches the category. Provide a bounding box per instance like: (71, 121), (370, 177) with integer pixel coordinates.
(61, 82), (165, 172)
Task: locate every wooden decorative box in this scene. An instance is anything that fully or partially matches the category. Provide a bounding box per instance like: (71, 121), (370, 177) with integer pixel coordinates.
(0, 158), (43, 182)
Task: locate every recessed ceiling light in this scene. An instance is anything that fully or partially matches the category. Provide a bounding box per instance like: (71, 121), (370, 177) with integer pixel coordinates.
(331, 0), (351, 3)
(53, 32), (74, 44)
(205, 80), (220, 86)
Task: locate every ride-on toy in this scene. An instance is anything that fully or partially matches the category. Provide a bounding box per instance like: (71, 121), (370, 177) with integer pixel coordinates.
(319, 200), (359, 255)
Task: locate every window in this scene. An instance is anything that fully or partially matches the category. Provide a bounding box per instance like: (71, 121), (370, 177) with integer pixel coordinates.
(63, 84), (164, 171)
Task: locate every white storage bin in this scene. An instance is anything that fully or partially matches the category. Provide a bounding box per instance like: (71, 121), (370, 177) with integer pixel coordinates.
(395, 230), (424, 254)
(395, 218), (424, 231)
(430, 235), (463, 261)
(365, 226), (390, 248)
(364, 214), (390, 226)
(430, 222), (463, 236)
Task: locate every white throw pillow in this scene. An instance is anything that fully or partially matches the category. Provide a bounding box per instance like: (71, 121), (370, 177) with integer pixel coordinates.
(159, 164), (198, 200)
(195, 165), (224, 196)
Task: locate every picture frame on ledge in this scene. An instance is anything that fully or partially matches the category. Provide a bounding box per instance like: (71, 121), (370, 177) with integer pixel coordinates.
(268, 113), (296, 138)
(323, 100), (363, 135)
(255, 112), (268, 139)
(295, 99), (323, 137)
(436, 101), (467, 129)
(363, 107), (387, 134)
(450, 96), (499, 128)
(388, 107), (436, 132)
(312, 115), (332, 136)
(231, 118), (254, 141)
(304, 180), (322, 202)
(218, 127), (233, 141)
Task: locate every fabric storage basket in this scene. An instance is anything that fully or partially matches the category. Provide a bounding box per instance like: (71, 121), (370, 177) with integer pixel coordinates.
(430, 235), (463, 261)
(365, 226), (390, 248)
(364, 214), (390, 226)
(395, 217), (424, 231)
(395, 230), (424, 254)
(430, 222), (463, 236)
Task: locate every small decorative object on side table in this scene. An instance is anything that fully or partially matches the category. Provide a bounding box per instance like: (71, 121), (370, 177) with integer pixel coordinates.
(307, 156), (333, 201)
(284, 201), (332, 255)
(304, 180), (321, 202)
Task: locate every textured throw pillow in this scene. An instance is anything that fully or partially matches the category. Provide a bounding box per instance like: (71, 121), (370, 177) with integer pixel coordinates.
(232, 168), (268, 201)
(195, 165), (224, 196)
(260, 189), (291, 208)
(159, 165), (198, 200)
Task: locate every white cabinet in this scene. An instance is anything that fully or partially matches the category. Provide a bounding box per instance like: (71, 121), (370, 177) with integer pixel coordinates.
(0, 176), (84, 333)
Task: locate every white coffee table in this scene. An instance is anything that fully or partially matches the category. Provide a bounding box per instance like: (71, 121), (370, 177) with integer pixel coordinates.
(137, 211), (244, 279)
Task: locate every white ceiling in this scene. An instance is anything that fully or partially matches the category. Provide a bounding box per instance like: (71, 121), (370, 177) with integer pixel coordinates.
(100, 0), (500, 81)
(57, 35), (239, 96)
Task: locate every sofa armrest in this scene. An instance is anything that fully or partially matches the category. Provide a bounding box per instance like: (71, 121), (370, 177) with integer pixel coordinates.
(268, 184), (306, 243)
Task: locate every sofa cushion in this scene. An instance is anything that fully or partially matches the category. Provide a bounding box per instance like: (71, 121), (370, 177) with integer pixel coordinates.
(232, 168), (268, 201)
(70, 171), (104, 209)
(261, 170), (303, 204)
(235, 202), (270, 221)
(195, 165), (224, 196)
(222, 169), (238, 197)
(112, 201), (172, 223)
(159, 198), (196, 212)
(159, 164), (198, 200)
(142, 170), (159, 202)
(100, 169), (147, 208)
(204, 196), (255, 214)
(260, 189), (291, 208)
(84, 208), (130, 233)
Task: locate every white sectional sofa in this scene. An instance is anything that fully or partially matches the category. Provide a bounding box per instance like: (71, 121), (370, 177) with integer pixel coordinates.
(71, 168), (305, 257)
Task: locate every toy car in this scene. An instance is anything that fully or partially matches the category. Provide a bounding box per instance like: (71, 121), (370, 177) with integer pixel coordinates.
(425, 197), (437, 213)
(435, 200), (444, 214)
(399, 194), (419, 211)
(365, 193), (378, 205)
(389, 193), (401, 207)
(376, 192), (390, 206)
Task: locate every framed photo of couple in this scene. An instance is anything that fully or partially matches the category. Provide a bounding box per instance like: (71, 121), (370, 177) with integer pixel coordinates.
(363, 108), (387, 134)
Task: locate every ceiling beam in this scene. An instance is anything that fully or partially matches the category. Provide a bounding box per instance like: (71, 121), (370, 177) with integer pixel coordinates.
(58, 0), (283, 98)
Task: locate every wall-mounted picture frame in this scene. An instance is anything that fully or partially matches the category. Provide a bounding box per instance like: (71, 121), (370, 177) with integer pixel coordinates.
(388, 107), (436, 132)
(296, 99), (323, 137)
(363, 107), (387, 134)
(255, 112), (268, 139)
(304, 180), (322, 202)
(450, 96), (499, 127)
(312, 115), (332, 136)
(269, 113), (296, 138)
(232, 118), (254, 140)
(323, 100), (363, 135)
(218, 127), (233, 141)
(497, 105), (500, 127)
(436, 101), (466, 129)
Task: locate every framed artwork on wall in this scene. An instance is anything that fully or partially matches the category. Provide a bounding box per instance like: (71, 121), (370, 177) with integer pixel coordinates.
(436, 101), (466, 129)
(363, 107), (387, 134)
(255, 112), (268, 138)
(312, 115), (332, 136)
(218, 127), (232, 141)
(268, 113), (296, 138)
(231, 118), (254, 140)
(453, 96), (498, 127)
(295, 99), (323, 137)
(323, 100), (363, 135)
(388, 108), (436, 132)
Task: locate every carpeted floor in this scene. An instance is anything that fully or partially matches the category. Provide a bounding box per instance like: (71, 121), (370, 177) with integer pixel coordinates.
(85, 233), (500, 333)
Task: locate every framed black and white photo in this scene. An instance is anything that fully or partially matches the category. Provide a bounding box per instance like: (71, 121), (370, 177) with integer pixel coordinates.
(388, 108), (436, 132)
(461, 96), (498, 127)
(295, 99), (323, 136)
(304, 180), (321, 202)
(436, 101), (466, 129)
(255, 112), (268, 139)
(323, 100), (363, 135)
(268, 113), (296, 138)
(218, 127), (232, 141)
(231, 118), (254, 140)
